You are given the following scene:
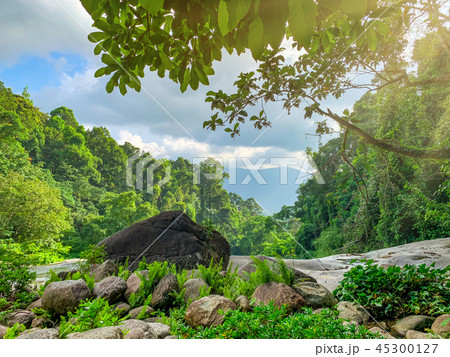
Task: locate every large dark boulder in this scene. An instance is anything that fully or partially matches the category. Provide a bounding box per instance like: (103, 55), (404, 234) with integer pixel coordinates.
(97, 211), (230, 271)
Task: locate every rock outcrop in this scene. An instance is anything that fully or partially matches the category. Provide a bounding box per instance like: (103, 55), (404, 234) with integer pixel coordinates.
(92, 276), (127, 303)
(97, 211), (230, 271)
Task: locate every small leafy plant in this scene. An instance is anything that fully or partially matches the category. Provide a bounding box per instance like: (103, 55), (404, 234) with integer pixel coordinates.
(334, 260), (450, 319)
(59, 298), (128, 338)
(3, 323), (26, 339)
(76, 244), (106, 273)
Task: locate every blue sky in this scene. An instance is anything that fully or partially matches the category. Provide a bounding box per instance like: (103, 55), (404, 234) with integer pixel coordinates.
(0, 0), (363, 212)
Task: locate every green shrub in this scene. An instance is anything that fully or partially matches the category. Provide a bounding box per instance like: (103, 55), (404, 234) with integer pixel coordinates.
(59, 298), (128, 338)
(334, 260), (450, 319)
(0, 262), (36, 322)
(171, 303), (379, 339)
(76, 244), (106, 273)
(3, 323), (26, 339)
(128, 260), (174, 309)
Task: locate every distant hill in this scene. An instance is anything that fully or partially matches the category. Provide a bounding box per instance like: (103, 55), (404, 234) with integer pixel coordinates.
(223, 167), (307, 214)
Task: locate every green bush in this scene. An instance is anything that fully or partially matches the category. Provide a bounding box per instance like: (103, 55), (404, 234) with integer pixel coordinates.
(0, 262), (36, 322)
(59, 298), (128, 338)
(76, 244), (106, 273)
(334, 260), (450, 319)
(171, 303), (379, 339)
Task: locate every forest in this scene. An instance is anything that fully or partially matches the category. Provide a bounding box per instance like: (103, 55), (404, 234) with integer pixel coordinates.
(1, 26), (448, 265)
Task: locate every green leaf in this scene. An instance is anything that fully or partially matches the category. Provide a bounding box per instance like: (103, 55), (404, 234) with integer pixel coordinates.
(218, 0), (229, 36)
(259, 0), (289, 50)
(248, 17), (264, 59)
(101, 54), (117, 66)
(189, 70), (199, 90)
(194, 65), (209, 86)
(288, 0), (317, 49)
(227, 0), (252, 29)
(141, 0), (164, 16)
(88, 31), (109, 43)
(340, 0), (368, 18)
(376, 22), (390, 36)
(80, 0), (100, 14)
(321, 31), (331, 52)
(159, 52), (173, 70)
(94, 67), (106, 78)
(367, 28), (377, 50)
(105, 78), (115, 93)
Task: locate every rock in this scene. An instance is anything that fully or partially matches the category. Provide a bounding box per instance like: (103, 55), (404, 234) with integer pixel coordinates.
(97, 211), (230, 271)
(165, 335), (178, 339)
(186, 269), (200, 279)
(150, 273), (179, 309)
(431, 314), (450, 336)
(183, 278), (208, 303)
(405, 330), (436, 339)
(293, 282), (336, 308)
(0, 325), (8, 339)
(124, 270), (148, 301)
(369, 327), (395, 339)
(337, 301), (370, 325)
(92, 260), (119, 282)
(252, 282), (306, 310)
(41, 279), (91, 315)
(148, 322), (171, 339)
(390, 315), (436, 337)
(67, 326), (123, 339)
(26, 299), (42, 311)
(17, 328), (59, 339)
(31, 317), (50, 329)
(7, 310), (34, 328)
(57, 270), (80, 281)
(114, 302), (130, 317)
(129, 306), (155, 320)
(92, 276), (127, 303)
(237, 256), (316, 283)
(235, 295), (251, 312)
(185, 295), (237, 327)
(144, 317), (162, 323)
(118, 319), (155, 339)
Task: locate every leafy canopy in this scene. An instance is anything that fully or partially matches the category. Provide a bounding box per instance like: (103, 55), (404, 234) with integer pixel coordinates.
(82, 0), (449, 159)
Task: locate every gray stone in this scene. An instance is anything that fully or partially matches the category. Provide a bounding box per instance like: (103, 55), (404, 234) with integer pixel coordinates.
(31, 317), (50, 329)
(118, 319), (155, 339)
(41, 279), (91, 315)
(26, 299), (42, 311)
(17, 328), (59, 339)
(235, 295), (251, 312)
(165, 335), (178, 339)
(67, 326), (123, 339)
(148, 322), (171, 339)
(390, 315), (436, 337)
(129, 306), (155, 320)
(97, 211), (230, 271)
(185, 295), (237, 327)
(183, 278), (208, 303)
(405, 330), (436, 339)
(252, 282), (306, 310)
(114, 302), (130, 317)
(92, 260), (119, 282)
(294, 282), (336, 308)
(92, 276), (127, 303)
(0, 325), (8, 339)
(369, 327), (395, 339)
(337, 301), (370, 325)
(7, 310), (34, 328)
(431, 314), (450, 336)
(124, 270), (148, 301)
(150, 273), (179, 309)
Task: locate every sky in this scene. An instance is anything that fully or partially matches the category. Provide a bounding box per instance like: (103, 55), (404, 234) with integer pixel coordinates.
(0, 0), (363, 213)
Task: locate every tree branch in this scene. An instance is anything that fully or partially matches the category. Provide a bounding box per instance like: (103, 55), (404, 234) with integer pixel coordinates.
(315, 107), (450, 160)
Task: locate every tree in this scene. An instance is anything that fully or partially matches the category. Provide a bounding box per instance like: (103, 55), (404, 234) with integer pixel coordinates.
(81, 0), (449, 159)
(0, 171), (72, 264)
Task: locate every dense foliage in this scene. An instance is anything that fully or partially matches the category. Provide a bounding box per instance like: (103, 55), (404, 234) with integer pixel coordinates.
(171, 304), (378, 339)
(335, 261), (450, 319)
